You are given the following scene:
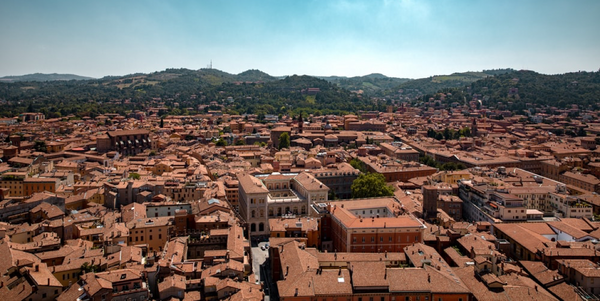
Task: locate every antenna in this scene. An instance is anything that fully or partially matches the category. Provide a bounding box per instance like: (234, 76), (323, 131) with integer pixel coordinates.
(207, 60), (213, 69)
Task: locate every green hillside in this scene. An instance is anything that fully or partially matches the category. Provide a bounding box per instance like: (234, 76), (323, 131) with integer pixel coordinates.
(0, 69), (374, 118)
(321, 73), (411, 96)
(396, 69), (514, 96)
(456, 70), (600, 109)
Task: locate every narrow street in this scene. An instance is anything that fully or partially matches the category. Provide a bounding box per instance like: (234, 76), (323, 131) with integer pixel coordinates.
(251, 241), (275, 300)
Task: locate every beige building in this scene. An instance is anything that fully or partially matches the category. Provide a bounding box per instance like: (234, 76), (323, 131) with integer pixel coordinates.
(126, 216), (173, 252)
(238, 171), (329, 236)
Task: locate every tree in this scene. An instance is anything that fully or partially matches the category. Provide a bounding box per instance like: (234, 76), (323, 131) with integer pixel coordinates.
(33, 140), (47, 153)
(215, 138), (228, 147)
(235, 139), (245, 145)
(128, 172), (141, 180)
(278, 132), (290, 150)
(81, 262), (98, 274)
(351, 173), (394, 199)
(349, 158), (367, 173)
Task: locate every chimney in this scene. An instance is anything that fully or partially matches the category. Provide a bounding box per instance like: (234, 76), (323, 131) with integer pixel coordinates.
(338, 268), (342, 275)
(427, 274), (431, 282)
(286, 265), (289, 276)
(294, 288), (298, 296)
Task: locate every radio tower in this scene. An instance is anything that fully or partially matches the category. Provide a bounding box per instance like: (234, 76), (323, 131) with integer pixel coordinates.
(207, 60), (212, 69)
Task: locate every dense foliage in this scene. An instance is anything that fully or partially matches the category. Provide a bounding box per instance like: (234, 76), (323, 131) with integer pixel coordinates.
(321, 73), (411, 97)
(419, 155), (466, 171)
(440, 70), (600, 110)
(395, 69), (514, 96)
(351, 173), (394, 199)
(0, 69), (377, 118)
(278, 132), (290, 150)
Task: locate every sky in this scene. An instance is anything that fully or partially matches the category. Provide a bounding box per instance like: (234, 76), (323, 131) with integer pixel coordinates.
(1, 0), (599, 79)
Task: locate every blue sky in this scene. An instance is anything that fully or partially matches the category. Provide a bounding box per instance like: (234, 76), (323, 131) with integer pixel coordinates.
(1, 0), (599, 78)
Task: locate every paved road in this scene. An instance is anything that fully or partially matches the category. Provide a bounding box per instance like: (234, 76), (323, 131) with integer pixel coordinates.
(251, 241), (273, 300)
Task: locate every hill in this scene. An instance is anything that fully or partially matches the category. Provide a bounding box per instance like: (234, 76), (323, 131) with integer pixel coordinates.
(321, 73), (411, 96)
(442, 70), (600, 110)
(0, 73), (94, 82)
(236, 69), (277, 82)
(0, 69), (374, 118)
(395, 69), (514, 96)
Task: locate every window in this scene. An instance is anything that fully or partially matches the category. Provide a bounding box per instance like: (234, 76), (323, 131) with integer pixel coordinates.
(149, 235), (152, 240)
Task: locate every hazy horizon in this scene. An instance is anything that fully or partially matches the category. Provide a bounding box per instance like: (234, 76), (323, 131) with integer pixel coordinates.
(1, 0), (599, 79)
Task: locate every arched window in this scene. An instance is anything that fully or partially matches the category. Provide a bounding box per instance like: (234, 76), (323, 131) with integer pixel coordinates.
(251, 210), (256, 218)
(268, 208), (274, 216)
(293, 207), (298, 214)
(259, 223), (265, 232)
(260, 209), (264, 217)
(301, 206), (306, 214)
(250, 223), (256, 232)
(277, 208), (282, 216)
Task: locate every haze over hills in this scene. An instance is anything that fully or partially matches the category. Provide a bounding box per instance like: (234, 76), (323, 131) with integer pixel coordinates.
(0, 68), (506, 98)
(0, 73), (95, 82)
(1, 67), (600, 119)
(319, 73), (412, 96)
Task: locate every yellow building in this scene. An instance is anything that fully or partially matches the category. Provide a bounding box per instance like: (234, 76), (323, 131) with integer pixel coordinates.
(0, 172), (26, 196)
(52, 257), (105, 287)
(432, 170), (473, 185)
